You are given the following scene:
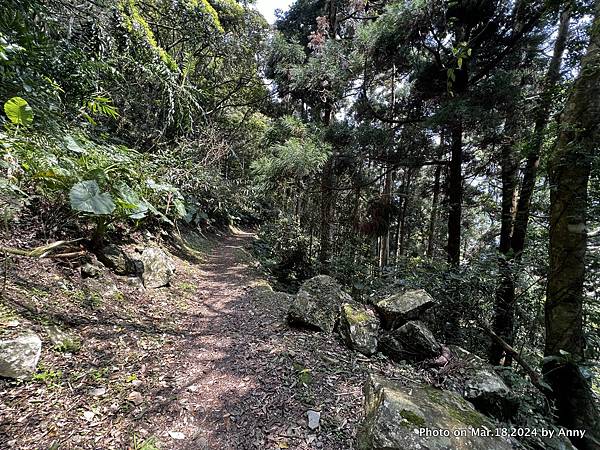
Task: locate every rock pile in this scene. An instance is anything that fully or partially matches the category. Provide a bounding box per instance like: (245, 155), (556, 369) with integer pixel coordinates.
(287, 276), (440, 361)
(284, 275), (523, 450)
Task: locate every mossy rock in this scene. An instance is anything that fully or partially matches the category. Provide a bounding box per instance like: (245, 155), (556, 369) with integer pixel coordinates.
(374, 289), (436, 329)
(287, 275), (351, 333)
(358, 375), (514, 450)
(379, 320), (441, 362)
(343, 303), (372, 324)
(339, 303), (379, 356)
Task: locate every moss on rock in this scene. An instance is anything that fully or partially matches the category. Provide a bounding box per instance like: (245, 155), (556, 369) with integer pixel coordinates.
(343, 304), (371, 324)
(339, 303), (379, 356)
(399, 409), (426, 427)
(359, 375), (513, 450)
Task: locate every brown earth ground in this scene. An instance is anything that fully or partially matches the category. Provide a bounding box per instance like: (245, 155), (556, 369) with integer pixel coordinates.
(0, 229), (423, 450)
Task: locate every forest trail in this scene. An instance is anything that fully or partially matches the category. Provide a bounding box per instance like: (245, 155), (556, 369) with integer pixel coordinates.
(140, 230), (265, 448)
(2, 230), (378, 449)
(115, 229), (370, 449)
(3, 0), (600, 447)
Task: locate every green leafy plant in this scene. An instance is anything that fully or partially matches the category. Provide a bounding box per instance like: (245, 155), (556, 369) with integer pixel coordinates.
(80, 95), (119, 125)
(33, 366), (63, 384)
(88, 367), (109, 382)
(1, 126), (188, 244)
(131, 434), (160, 450)
(292, 361), (313, 385)
(54, 337), (82, 353)
(69, 180), (116, 215)
(4, 97), (33, 126)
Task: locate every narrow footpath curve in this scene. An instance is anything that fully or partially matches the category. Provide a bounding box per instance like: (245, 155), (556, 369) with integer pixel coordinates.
(136, 231), (369, 449)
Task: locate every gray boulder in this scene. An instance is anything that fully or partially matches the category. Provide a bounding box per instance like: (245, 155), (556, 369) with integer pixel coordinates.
(374, 289), (435, 329)
(287, 275), (352, 333)
(0, 332), (42, 379)
(140, 247), (175, 288)
(448, 346), (518, 420)
(380, 320), (441, 362)
(97, 244), (135, 275)
(358, 375), (514, 450)
(339, 303), (380, 356)
(81, 262), (101, 279)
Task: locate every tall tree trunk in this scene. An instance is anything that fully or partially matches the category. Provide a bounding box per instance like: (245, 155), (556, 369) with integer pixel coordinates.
(427, 164), (442, 258)
(378, 169), (392, 268)
(350, 159), (363, 266)
(512, 4), (572, 254)
(393, 187), (404, 264)
(318, 153), (334, 269)
(490, 2), (527, 365)
(447, 120), (463, 267)
(317, 0), (338, 270)
(398, 168), (416, 259)
(318, 105), (335, 269)
(379, 65), (396, 269)
(392, 212), (401, 264)
(491, 124), (519, 364)
(544, 3), (600, 448)
(490, 5), (572, 366)
(445, 79), (465, 341)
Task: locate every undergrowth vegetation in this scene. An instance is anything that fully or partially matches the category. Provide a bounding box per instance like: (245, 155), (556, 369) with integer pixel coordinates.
(0, 0), (270, 246)
(2, 122), (181, 234)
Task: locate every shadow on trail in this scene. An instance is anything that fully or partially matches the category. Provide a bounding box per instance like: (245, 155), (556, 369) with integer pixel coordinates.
(0, 231), (362, 450)
(134, 232), (361, 450)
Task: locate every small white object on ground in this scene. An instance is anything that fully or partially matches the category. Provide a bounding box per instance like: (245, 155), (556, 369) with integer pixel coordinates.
(307, 410), (321, 430)
(169, 431), (186, 440)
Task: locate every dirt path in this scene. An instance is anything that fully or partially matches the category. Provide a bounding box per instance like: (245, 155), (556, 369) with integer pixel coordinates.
(141, 230), (278, 448)
(137, 231), (368, 449)
(1, 230), (408, 449)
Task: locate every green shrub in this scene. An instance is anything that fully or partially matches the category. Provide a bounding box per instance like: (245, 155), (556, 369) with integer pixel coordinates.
(253, 216), (315, 289)
(1, 99), (186, 242)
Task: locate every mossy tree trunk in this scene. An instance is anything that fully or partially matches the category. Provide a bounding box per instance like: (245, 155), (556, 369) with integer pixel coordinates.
(491, 4), (571, 366)
(543, 3), (600, 448)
